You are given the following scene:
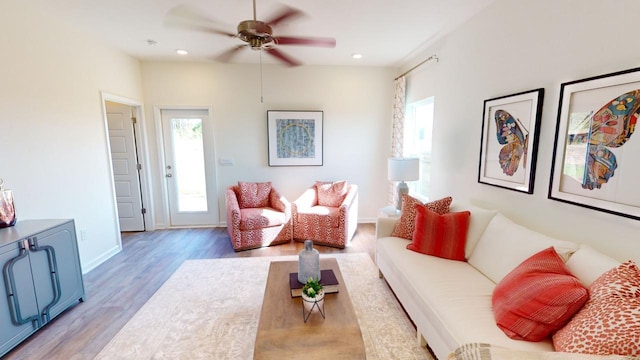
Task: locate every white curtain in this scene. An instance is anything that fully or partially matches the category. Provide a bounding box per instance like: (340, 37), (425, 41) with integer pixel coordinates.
(389, 76), (406, 206)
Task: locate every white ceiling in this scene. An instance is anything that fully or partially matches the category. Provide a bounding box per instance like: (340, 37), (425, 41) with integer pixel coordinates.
(29, 0), (495, 67)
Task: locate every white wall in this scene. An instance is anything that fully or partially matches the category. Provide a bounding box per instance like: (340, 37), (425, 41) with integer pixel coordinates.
(141, 61), (396, 227)
(0, 1), (143, 272)
(403, 0), (640, 263)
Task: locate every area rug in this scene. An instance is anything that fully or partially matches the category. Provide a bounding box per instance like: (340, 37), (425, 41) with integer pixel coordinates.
(95, 253), (432, 359)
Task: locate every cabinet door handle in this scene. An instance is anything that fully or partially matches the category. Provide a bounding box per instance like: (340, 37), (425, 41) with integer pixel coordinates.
(29, 237), (62, 323)
(2, 242), (41, 328)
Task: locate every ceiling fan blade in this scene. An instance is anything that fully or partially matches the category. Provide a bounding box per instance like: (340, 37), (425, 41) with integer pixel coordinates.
(264, 5), (304, 27)
(265, 48), (301, 67)
(165, 5), (236, 37)
(215, 45), (246, 63)
(274, 36), (336, 48)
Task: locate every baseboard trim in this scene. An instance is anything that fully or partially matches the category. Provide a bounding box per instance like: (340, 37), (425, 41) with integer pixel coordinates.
(81, 244), (122, 274)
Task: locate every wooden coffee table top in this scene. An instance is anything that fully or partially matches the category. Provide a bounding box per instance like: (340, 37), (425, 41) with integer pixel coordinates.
(254, 258), (365, 359)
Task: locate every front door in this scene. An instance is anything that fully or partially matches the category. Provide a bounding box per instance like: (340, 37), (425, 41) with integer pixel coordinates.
(160, 109), (217, 227)
(106, 101), (145, 231)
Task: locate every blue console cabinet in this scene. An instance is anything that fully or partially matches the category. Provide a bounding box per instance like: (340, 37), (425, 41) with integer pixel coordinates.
(0, 219), (85, 357)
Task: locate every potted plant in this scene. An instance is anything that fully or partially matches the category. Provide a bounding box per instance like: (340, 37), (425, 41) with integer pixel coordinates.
(301, 277), (325, 318)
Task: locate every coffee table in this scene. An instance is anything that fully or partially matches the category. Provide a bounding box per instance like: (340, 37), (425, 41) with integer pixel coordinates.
(253, 258), (366, 359)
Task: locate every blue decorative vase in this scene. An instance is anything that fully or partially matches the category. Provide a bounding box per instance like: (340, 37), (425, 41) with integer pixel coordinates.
(298, 240), (321, 283)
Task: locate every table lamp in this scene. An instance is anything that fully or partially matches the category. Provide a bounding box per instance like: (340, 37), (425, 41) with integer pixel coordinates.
(388, 157), (419, 210)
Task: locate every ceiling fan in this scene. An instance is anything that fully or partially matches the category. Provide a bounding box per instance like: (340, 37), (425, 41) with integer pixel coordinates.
(166, 0), (336, 66)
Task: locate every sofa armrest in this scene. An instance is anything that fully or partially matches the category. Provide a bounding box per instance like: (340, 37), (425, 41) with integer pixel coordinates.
(294, 187), (317, 208)
(339, 184), (358, 211)
(225, 187), (241, 226)
(269, 187), (291, 218)
(376, 217), (398, 239)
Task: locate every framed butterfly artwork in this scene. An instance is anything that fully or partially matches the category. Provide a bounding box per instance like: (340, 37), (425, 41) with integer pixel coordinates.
(549, 66), (640, 220)
(478, 88), (544, 194)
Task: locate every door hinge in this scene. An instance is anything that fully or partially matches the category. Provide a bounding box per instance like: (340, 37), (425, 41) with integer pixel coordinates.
(131, 117), (137, 124)
(136, 163), (142, 171)
(141, 208), (147, 214)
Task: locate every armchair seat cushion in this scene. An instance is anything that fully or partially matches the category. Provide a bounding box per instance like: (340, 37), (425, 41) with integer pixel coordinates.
(239, 207), (287, 231)
(296, 207), (341, 228)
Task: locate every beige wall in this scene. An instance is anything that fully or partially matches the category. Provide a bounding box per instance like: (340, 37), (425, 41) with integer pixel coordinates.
(0, 1), (143, 272)
(403, 0), (640, 263)
(140, 62), (396, 227)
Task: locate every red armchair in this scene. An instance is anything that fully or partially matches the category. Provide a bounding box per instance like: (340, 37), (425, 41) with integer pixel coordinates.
(292, 181), (358, 248)
(225, 182), (292, 251)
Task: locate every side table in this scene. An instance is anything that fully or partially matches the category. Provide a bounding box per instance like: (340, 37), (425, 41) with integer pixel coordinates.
(378, 205), (401, 218)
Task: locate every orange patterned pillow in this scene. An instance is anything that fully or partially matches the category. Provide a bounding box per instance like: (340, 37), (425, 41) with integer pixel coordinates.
(237, 181), (271, 208)
(553, 260), (640, 356)
(407, 206), (470, 261)
(492, 247), (589, 341)
(316, 181), (348, 207)
(391, 195), (452, 240)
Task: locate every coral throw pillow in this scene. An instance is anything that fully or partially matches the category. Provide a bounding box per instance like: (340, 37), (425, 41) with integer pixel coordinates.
(407, 206), (470, 261)
(391, 195), (452, 240)
(316, 181), (348, 207)
(237, 181), (272, 208)
(553, 260), (640, 356)
(492, 247), (589, 342)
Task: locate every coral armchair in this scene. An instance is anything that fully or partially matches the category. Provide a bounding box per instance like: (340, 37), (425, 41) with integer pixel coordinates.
(292, 181), (358, 248)
(225, 181), (292, 251)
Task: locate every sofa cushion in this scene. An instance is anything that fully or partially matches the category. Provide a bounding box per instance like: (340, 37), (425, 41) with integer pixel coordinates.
(407, 206), (470, 261)
(468, 213), (579, 283)
(492, 247), (588, 341)
(450, 203), (498, 259)
(565, 244), (620, 287)
(316, 180), (348, 207)
(391, 195), (452, 240)
(376, 236), (555, 355)
(296, 206), (340, 228)
(237, 181), (271, 208)
(238, 207), (286, 230)
(553, 260), (640, 356)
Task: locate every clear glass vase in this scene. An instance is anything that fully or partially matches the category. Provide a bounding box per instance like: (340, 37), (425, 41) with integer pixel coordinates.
(298, 240), (321, 283)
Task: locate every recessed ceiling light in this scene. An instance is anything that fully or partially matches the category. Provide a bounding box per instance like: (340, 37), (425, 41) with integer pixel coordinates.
(176, 49), (189, 55)
(352, 53), (363, 59)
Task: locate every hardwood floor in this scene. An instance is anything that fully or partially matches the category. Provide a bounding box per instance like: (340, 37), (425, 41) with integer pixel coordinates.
(3, 223), (376, 360)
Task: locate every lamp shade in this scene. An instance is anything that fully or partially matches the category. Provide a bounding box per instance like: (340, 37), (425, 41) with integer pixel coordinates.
(388, 157), (419, 181)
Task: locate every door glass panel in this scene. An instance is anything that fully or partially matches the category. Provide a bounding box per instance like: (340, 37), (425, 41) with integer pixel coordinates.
(171, 118), (207, 212)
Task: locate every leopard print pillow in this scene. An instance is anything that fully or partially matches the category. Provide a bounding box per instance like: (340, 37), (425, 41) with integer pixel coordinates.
(237, 181), (272, 208)
(391, 195), (452, 240)
(552, 260), (640, 356)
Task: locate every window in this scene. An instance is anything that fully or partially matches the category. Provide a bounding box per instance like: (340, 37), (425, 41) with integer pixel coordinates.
(404, 97), (435, 198)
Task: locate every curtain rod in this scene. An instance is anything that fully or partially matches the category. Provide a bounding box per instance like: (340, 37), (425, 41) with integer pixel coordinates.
(394, 54), (439, 80)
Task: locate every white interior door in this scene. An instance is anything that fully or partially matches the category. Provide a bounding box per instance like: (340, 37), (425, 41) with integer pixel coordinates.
(106, 101), (145, 231)
(160, 109), (217, 227)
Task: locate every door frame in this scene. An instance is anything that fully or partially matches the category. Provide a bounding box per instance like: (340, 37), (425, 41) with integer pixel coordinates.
(154, 105), (219, 228)
(101, 92), (155, 235)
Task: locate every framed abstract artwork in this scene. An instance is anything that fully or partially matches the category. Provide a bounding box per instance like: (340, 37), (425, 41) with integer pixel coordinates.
(478, 88), (544, 194)
(549, 67), (640, 220)
(267, 110), (323, 166)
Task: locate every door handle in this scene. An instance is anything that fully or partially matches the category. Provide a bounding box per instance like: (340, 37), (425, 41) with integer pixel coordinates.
(28, 237), (62, 324)
(166, 173), (173, 178)
(3, 242), (41, 328)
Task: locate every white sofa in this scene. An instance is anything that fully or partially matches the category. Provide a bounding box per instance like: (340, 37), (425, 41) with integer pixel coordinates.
(375, 202), (622, 360)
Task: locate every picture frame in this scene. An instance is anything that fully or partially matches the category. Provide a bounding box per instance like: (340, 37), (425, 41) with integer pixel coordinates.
(549, 67), (640, 220)
(478, 88), (544, 194)
(267, 110), (323, 166)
